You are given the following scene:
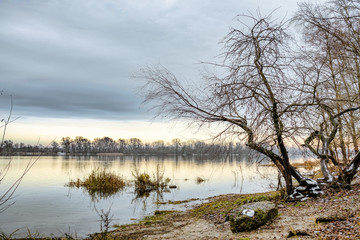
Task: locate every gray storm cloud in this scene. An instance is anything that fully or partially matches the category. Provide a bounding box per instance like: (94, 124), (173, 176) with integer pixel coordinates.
(0, 0), (299, 120)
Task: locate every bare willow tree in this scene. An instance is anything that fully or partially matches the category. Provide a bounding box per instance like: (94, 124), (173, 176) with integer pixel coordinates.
(140, 12), (324, 198)
(294, 0), (360, 186)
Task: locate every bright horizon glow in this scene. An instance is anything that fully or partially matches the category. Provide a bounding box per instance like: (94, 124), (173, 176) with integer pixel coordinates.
(5, 117), (216, 145)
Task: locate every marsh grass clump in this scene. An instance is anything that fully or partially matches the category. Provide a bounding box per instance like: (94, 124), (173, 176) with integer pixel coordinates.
(67, 168), (126, 199)
(0, 228), (54, 240)
(132, 164), (171, 197)
(0, 229), (19, 240)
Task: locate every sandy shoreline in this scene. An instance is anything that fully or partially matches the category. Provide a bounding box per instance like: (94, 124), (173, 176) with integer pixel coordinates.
(90, 184), (360, 239)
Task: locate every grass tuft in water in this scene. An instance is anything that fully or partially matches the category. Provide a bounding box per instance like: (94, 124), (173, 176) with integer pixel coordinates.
(66, 168), (126, 199)
(0, 229), (19, 240)
(196, 177), (206, 184)
(132, 164), (171, 197)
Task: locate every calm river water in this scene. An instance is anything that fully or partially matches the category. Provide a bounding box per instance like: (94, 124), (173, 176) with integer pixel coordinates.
(0, 155), (278, 237)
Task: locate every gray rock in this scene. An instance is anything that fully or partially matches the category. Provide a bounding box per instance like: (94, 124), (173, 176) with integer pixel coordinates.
(227, 201), (278, 233)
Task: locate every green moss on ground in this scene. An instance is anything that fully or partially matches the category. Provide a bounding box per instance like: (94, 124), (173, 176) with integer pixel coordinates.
(191, 191), (281, 219)
(154, 198), (200, 205)
(138, 210), (180, 225)
(229, 209), (268, 232)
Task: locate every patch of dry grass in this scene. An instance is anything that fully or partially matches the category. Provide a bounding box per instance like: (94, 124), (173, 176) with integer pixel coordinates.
(132, 164), (170, 195)
(292, 160), (320, 170)
(67, 168), (126, 198)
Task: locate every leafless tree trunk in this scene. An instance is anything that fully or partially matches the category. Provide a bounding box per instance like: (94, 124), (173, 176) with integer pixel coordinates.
(140, 1), (360, 198)
(140, 13), (325, 197)
(294, 0), (360, 187)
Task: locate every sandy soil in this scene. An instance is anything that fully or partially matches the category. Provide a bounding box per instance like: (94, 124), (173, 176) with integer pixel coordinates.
(109, 184), (360, 240)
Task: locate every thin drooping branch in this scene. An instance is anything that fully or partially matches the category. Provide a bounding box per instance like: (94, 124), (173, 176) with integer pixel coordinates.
(0, 93), (35, 213)
(0, 156), (38, 213)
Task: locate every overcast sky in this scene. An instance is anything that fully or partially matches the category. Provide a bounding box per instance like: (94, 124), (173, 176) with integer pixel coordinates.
(0, 0), (307, 144)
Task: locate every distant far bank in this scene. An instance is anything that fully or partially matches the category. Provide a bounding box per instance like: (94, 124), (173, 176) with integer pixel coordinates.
(0, 136), (248, 156)
(0, 152), (125, 156)
(0, 151), (248, 157)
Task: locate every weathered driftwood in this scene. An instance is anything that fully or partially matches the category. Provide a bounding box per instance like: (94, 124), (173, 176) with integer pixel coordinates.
(315, 216), (347, 223)
(287, 230), (312, 238)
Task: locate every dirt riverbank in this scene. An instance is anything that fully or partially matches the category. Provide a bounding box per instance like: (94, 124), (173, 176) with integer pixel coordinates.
(103, 184), (360, 240)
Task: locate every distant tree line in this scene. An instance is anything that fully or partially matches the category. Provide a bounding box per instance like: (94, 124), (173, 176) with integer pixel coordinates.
(0, 136), (248, 156)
